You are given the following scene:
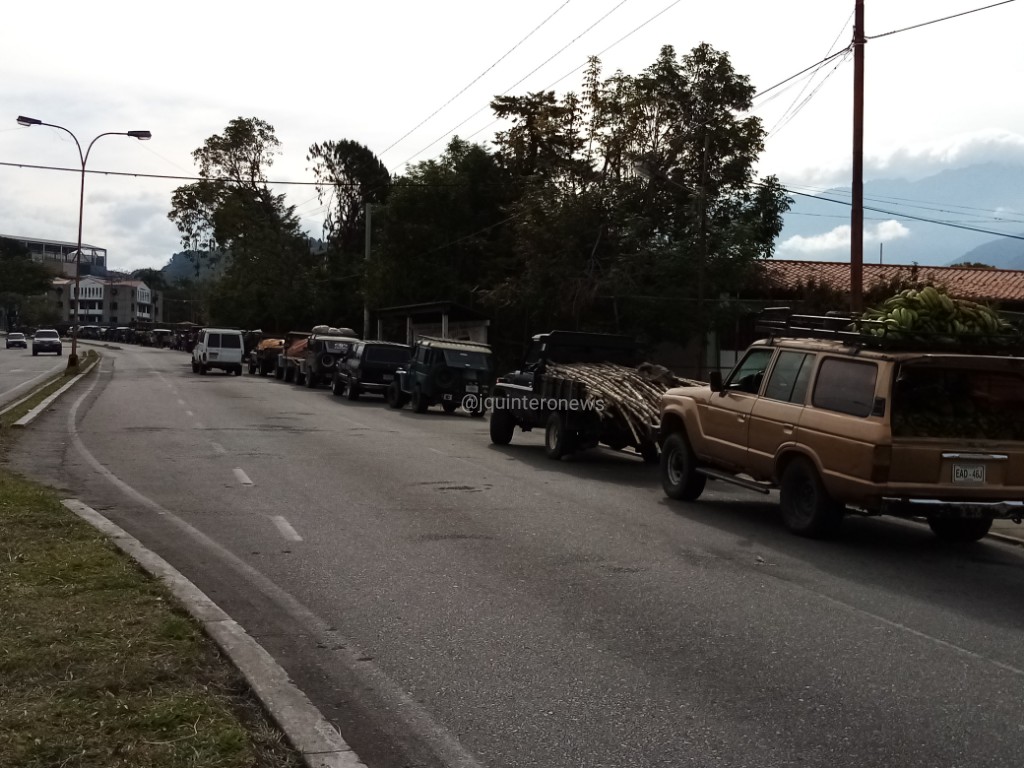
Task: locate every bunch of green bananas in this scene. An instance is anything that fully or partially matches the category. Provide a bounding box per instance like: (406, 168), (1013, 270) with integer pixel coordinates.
(858, 285), (1010, 339)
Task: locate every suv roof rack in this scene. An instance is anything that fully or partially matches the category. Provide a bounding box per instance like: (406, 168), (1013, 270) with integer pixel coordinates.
(756, 307), (1024, 355)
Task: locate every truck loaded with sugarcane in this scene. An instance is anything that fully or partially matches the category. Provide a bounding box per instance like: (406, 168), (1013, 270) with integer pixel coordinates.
(489, 330), (701, 463)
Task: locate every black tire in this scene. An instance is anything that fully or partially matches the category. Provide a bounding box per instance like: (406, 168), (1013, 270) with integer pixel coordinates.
(32, 350), (38, 356)
(346, 382), (360, 401)
(490, 409), (516, 445)
(191, 361), (199, 373)
(779, 458), (845, 538)
(660, 432), (706, 500)
(284, 366), (294, 383)
(332, 375), (344, 397)
(544, 412), (575, 460)
(928, 516), (993, 543)
(305, 368), (317, 388)
(411, 386), (428, 413)
(433, 367), (457, 390)
(199, 364), (207, 375)
(295, 368), (306, 386)
(469, 406), (486, 419)
(442, 401), (457, 414)
(234, 366), (242, 376)
(275, 364), (284, 380)
(387, 381), (407, 409)
(639, 440), (659, 465)
(248, 360), (256, 375)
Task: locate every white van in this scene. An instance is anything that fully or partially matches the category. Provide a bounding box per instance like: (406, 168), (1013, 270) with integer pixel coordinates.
(191, 328), (244, 375)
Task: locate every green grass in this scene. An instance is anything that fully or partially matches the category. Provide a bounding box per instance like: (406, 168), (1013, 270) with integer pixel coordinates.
(0, 467), (305, 768)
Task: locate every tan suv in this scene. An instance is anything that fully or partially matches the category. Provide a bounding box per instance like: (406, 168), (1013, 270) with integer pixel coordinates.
(658, 323), (1024, 541)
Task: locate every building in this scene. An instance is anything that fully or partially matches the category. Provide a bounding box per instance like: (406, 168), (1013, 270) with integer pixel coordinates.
(1, 234), (108, 277)
(49, 276), (162, 328)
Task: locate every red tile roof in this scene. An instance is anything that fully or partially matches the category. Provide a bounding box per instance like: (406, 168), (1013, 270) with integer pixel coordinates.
(761, 260), (1024, 302)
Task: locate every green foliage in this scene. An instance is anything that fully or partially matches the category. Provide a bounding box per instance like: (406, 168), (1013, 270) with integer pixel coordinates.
(0, 237), (53, 296)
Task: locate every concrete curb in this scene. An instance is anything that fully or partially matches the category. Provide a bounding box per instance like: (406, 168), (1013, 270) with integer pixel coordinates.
(62, 499), (366, 768)
(989, 529), (1024, 547)
(2, 356), (101, 426)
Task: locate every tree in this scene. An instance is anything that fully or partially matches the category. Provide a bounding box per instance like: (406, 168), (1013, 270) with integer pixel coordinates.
(168, 118), (317, 330)
(0, 237), (54, 330)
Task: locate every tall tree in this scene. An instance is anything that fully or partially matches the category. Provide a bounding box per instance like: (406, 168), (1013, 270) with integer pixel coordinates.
(168, 118), (317, 330)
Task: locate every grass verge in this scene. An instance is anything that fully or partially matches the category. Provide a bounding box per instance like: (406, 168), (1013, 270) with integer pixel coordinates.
(0, 417), (305, 767)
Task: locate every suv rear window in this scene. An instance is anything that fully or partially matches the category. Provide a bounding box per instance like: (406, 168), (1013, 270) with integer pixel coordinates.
(366, 346), (409, 364)
(812, 358), (878, 417)
(442, 350), (491, 370)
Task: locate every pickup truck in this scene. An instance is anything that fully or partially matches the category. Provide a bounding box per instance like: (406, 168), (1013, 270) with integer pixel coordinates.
(658, 311), (1024, 541)
(489, 330), (671, 463)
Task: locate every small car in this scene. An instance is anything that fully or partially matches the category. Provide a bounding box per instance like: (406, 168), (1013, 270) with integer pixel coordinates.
(31, 329), (63, 356)
(5, 332), (27, 349)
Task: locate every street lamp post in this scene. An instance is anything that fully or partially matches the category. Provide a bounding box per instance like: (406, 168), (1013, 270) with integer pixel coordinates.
(16, 116), (151, 368)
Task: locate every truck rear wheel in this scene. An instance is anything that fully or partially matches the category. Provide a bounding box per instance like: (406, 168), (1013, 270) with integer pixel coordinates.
(411, 386), (429, 413)
(779, 458), (844, 538)
(490, 409), (515, 445)
(927, 516), (993, 543)
(544, 413), (574, 459)
(661, 433), (706, 500)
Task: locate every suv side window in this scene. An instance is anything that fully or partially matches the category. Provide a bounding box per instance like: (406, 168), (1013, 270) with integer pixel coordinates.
(764, 351), (814, 404)
(726, 348), (774, 395)
(208, 333), (221, 347)
(812, 358), (878, 417)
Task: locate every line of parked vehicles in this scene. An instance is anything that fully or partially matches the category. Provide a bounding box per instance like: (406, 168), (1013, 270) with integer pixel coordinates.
(182, 314), (1024, 544)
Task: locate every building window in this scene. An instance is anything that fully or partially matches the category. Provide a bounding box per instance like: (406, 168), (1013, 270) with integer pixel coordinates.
(110, 302), (118, 310)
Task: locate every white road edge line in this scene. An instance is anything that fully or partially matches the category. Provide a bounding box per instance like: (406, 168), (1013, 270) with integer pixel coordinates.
(234, 468), (254, 486)
(272, 516), (304, 542)
(185, 410), (194, 417)
(0, 360), (64, 400)
(61, 499), (364, 768)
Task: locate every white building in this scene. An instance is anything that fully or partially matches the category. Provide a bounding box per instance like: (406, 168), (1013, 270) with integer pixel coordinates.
(50, 277), (161, 327)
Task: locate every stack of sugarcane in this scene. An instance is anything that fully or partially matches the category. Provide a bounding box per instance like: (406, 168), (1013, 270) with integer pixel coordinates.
(858, 285), (1011, 340)
(545, 362), (702, 443)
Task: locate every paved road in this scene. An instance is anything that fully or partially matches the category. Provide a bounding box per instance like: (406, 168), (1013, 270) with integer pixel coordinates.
(0, 345), (65, 409)
(10, 344), (1024, 768)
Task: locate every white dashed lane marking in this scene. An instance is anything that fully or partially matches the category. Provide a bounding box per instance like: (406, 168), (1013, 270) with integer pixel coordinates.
(272, 516), (303, 542)
(211, 442), (227, 454)
(233, 468), (254, 486)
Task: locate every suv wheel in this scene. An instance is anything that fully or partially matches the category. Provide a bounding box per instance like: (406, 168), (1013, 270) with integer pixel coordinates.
(411, 386), (429, 413)
(191, 361), (199, 373)
(927, 516), (993, 543)
(346, 382), (360, 401)
(306, 369), (317, 388)
(442, 401), (457, 414)
(544, 412), (574, 459)
(660, 432), (706, 500)
(490, 408), (516, 445)
(332, 375), (344, 397)
(779, 458), (844, 538)
(248, 360), (256, 375)
(387, 382), (407, 409)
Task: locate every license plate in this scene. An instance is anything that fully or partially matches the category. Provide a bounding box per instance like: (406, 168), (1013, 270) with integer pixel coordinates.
(465, 384), (479, 393)
(382, 374), (394, 382)
(953, 464), (985, 484)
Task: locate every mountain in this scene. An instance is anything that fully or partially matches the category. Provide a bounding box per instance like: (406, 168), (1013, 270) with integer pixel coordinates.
(160, 250), (225, 283)
(775, 162), (1024, 267)
(948, 232), (1024, 269)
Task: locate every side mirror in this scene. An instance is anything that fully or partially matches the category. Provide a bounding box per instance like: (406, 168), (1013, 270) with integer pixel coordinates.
(709, 370), (724, 393)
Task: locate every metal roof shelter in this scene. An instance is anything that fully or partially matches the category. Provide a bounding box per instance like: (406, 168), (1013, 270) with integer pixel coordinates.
(374, 301), (491, 345)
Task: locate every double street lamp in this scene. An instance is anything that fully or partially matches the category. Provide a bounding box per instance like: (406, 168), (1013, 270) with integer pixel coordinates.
(16, 116), (151, 368)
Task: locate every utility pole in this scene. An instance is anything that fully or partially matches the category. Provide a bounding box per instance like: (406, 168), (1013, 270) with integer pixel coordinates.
(363, 203), (372, 340)
(697, 131), (710, 380)
(850, 0), (866, 312)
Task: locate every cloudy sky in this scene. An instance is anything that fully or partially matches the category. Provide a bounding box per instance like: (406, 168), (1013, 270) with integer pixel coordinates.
(2, 0), (1022, 272)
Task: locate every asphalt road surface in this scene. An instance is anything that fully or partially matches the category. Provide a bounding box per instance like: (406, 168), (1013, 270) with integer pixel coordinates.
(10, 343), (1024, 768)
(0, 345), (65, 409)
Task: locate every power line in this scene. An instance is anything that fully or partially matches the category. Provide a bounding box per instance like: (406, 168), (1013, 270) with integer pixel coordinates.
(378, 0), (574, 158)
(868, 0), (1017, 40)
(390, 0), (637, 172)
(751, 48), (851, 102)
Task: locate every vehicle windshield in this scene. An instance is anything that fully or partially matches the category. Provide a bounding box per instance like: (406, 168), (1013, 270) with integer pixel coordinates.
(35, 330), (59, 339)
(323, 340), (355, 354)
(9, 333), (25, 339)
(442, 349), (492, 370)
(365, 346), (409, 364)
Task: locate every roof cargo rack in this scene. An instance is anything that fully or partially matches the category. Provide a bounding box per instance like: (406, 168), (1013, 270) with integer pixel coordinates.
(756, 307), (1024, 355)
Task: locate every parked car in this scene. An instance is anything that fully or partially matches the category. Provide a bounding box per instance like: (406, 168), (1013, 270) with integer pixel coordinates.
(658, 310), (1024, 542)
(5, 332), (27, 349)
(191, 327), (244, 375)
(387, 336), (493, 416)
(248, 336), (285, 376)
(31, 329), (62, 356)
(332, 340), (410, 400)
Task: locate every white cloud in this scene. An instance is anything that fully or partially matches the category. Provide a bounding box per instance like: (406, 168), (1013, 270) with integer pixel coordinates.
(777, 220), (910, 257)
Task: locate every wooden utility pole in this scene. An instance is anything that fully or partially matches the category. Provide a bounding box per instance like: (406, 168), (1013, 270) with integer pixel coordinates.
(851, 0), (866, 312)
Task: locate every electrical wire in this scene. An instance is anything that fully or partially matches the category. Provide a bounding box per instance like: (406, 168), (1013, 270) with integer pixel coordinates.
(868, 0), (1017, 40)
(389, 0), (637, 172)
(767, 50), (851, 138)
(378, 0), (574, 158)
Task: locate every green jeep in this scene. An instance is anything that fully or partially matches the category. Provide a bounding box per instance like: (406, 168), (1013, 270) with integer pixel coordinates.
(386, 336), (493, 416)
